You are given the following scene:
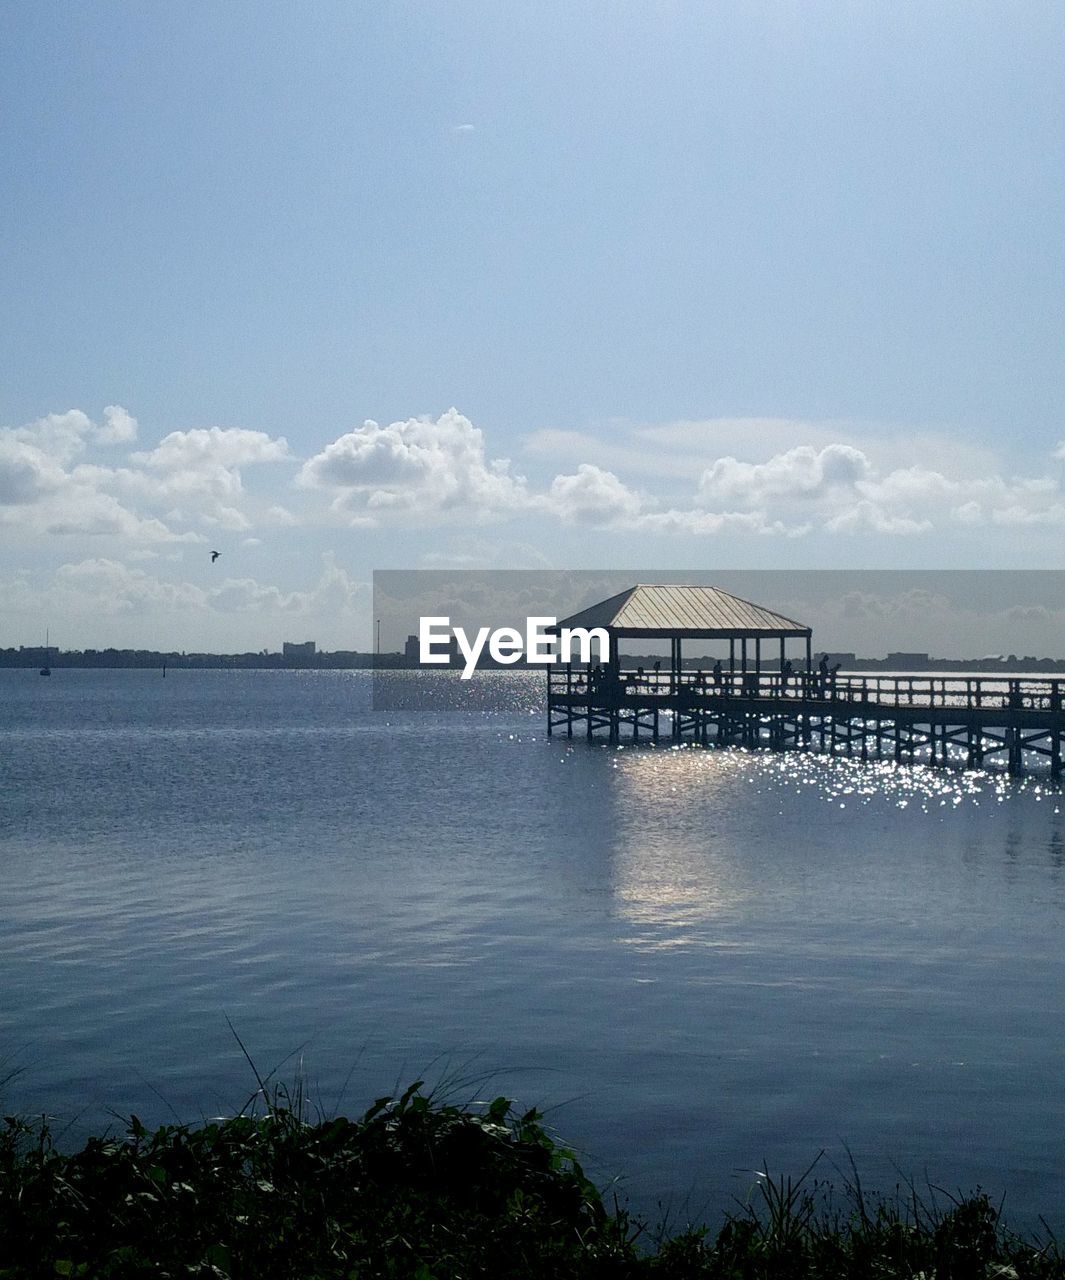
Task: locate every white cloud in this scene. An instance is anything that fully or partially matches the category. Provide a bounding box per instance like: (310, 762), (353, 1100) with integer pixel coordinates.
(0, 410), (302, 552)
(96, 405), (139, 445)
(299, 409), (529, 521)
(544, 464), (644, 525)
(824, 501), (932, 536)
(699, 444), (872, 507)
(295, 411), (1065, 542)
(4, 405), (139, 461)
(133, 427), (289, 472)
(55, 558), (209, 613)
(10, 409), (96, 463)
(0, 439), (65, 504)
(112, 426), (292, 531)
(990, 503), (1065, 527)
(636, 508), (797, 536)
(50, 552), (368, 624)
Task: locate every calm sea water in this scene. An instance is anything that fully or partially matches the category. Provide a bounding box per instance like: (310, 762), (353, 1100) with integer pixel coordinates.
(2, 668), (1065, 1227)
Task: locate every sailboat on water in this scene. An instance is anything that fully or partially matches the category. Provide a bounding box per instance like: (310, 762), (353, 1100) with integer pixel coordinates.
(40, 629), (51, 677)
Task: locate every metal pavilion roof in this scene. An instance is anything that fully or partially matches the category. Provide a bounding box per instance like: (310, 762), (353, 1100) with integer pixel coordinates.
(553, 584), (811, 639)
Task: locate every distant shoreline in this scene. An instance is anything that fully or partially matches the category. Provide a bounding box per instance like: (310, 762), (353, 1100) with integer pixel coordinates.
(5, 648), (1065, 675)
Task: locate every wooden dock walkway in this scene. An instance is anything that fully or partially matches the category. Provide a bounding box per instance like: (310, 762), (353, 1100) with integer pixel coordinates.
(546, 669), (1065, 775)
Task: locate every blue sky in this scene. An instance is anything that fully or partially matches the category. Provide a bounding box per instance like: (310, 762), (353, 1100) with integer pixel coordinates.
(2, 2), (1065, 650)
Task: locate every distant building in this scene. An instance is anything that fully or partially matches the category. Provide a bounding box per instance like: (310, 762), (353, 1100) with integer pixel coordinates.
(283, 640), (316, 658)
(886, 652), (930, 668)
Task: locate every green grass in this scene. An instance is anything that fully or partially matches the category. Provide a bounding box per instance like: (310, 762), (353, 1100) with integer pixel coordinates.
(0, 1080), (1061, 1278)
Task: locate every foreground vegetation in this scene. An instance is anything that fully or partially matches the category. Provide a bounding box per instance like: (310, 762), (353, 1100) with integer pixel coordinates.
(0, 1080), (1061, 1278)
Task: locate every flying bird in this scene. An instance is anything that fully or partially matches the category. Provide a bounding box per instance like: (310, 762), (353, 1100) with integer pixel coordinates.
(211, 550), (220, 562)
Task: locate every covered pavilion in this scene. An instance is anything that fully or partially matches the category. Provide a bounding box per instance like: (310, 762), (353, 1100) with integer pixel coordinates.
(552, 582), (813, 679)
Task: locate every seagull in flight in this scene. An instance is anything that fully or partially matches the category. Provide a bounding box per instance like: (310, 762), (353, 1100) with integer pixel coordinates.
(211, 550), (221, 562)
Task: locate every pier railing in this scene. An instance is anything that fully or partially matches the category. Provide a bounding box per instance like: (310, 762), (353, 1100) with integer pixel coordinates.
(547, 668), (1065, 713)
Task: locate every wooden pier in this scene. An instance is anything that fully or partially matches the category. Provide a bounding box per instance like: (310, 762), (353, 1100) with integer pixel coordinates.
(545, 584), (1065, 775)
(547, 667), (1065, 775)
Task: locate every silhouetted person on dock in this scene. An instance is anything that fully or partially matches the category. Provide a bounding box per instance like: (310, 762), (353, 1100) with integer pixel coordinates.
(712, 659), (723, 688)
(782, 659), (793, 688)
(818, 654), (829, 694)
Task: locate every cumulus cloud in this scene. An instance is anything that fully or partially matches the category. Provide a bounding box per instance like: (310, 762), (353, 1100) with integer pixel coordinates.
(0, 439), (65, 505)
(699, 444), (871, 507)
(133, 427), (289, 472)
(113, 426), (291, 530)
(824, 501), (932, 536)
(10, 402), (1065, 597)
(0, 408), (295, 547)
(96, 405), (139, 445)
(299, 409), (528, 522)
(9, 409), (96, 463)
(636, 508), (797, 536)
(5, 406), (139, 461)
(294, 411), (1065, 542)
(544, 464), (644, 525)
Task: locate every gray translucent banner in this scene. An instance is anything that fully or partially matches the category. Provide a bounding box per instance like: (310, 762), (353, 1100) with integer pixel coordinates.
(372, 569), (1065, 710)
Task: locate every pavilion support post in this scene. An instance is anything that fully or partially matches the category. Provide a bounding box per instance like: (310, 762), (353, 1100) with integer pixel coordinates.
(729, 638), (735, 676)
(1008, 727), (1022, 775)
